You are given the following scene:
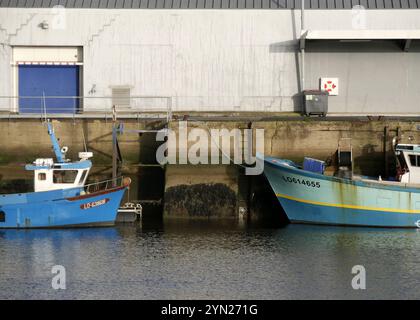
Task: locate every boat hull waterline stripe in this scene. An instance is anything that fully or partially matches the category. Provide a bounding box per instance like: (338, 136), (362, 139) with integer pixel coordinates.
(276, 193), (420, 214)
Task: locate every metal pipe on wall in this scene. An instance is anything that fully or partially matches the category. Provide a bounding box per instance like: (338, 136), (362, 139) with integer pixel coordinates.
(301, 0), (305, 92)
(301, 49), (305, 92)
(301, 0), (305, 31)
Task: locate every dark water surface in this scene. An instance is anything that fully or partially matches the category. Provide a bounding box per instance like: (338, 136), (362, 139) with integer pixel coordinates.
(0, 220), (419, 300)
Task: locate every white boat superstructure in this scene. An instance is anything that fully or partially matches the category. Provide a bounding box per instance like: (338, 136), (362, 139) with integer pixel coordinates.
(395, 144), (420, 184)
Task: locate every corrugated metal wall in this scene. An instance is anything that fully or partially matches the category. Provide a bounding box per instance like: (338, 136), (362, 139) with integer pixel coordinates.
(0, 8), (420, 114)
(306, 41), (420, 114)
(1, 0), (419, 9)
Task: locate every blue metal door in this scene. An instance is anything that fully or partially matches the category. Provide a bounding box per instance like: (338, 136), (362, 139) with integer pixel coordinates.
(18, 65), (79, 114)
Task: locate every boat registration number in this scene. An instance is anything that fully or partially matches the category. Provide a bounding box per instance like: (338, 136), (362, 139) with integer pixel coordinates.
(80, 198), (110, 210)
(282, 176), (320, 188)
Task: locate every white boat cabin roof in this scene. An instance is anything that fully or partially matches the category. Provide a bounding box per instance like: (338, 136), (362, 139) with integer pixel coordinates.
(395, 144), (420, 153)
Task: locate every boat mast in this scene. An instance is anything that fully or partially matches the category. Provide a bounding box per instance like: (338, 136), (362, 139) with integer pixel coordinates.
(47, 121), (66, 163)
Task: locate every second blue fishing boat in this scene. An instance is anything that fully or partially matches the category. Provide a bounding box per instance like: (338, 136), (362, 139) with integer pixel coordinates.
(262, 143), (420, 228)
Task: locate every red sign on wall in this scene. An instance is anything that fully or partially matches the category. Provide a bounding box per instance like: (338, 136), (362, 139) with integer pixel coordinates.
(320, 78), (339, 96)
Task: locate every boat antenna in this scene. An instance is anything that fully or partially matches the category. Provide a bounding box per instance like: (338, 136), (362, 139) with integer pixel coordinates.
(81, 126), (88, 152)
(47, 121), (65, 163)
(42, 91), (47, 124)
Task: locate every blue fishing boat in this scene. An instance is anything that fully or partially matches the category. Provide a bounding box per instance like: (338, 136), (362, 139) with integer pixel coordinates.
(262, 143), (420, 228)
(0, 122), (130, 228)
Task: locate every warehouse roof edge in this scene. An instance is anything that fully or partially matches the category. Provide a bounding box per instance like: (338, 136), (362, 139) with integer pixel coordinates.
(1, 0), (419, 10)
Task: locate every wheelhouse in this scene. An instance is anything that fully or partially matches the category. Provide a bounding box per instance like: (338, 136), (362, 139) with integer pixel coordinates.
(395, 144), (420, 184)
(24, 121), (93, 192)
(25, 156), (92, 192)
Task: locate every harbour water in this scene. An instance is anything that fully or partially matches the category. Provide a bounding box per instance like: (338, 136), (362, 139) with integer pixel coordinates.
(1, 219), (419, 300)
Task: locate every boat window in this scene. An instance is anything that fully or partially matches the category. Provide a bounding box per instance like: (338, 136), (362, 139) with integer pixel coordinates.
(397, 145), (414, 151)
(409, 155), (419, 167)
(0, 211), (5, 222)
(53, 170), (79, 184)
(38, 173), (46, 181)
(78, 170), (88, 185)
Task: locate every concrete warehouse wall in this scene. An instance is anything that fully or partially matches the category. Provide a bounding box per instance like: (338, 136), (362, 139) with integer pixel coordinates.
(0, 119), (419, 219)
(1, 9), (420, 113)
(0, 119), (148, 165)
(2, 119), (416, 169)
(163, 119), (420, 218)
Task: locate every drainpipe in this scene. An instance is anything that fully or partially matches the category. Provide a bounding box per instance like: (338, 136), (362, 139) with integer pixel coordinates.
(301, 0), (305, 31)
(301, 0), (305, 92)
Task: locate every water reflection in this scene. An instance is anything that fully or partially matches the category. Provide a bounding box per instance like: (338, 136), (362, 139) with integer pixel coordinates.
(0, 221), (419, 299)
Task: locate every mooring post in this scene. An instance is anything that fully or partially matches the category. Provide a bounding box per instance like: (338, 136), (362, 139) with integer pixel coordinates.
(383, 126), (389, 179)
(246, 122), (253, 222)
(112, 105), (117, 187)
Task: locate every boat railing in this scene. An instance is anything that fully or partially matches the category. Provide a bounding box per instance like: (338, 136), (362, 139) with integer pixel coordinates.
(83, 176), (126, 194)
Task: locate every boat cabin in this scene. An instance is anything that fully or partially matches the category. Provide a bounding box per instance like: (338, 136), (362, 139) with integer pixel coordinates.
(395, 144), (420, 184)
(25, 153), (92, 192)
(24, 121), (93, 192)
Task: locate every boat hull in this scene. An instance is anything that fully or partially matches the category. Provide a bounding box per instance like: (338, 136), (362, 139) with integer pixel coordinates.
(0, 186), (127, 229)
(263, 157), (420, 228)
